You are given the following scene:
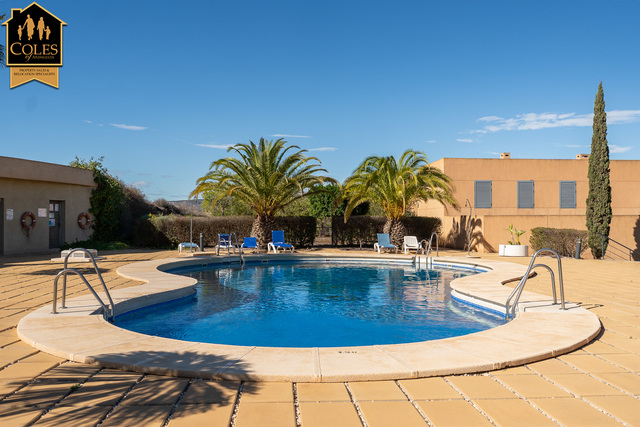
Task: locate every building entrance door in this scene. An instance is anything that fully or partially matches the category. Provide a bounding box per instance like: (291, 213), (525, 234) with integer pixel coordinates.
(49, 201), (65, 249)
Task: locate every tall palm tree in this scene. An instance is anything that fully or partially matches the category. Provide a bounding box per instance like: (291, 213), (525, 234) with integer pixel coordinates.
(190, 138), (336, 246)
(342, 149), (458, 247)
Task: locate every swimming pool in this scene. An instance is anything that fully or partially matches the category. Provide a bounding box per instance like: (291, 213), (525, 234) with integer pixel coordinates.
(116, 261), (505, 347)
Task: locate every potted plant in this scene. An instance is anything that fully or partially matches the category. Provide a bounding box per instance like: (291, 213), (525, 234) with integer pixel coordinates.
(499, 224), (529, 256)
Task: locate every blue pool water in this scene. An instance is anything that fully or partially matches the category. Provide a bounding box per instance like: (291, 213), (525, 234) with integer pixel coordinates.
(116, 261), (505, 348)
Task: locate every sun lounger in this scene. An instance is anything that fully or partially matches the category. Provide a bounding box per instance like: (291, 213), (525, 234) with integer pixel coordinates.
(240, 237), (259, 254)
(403, 236), (422, 254)
(215, 233), (236, 255)
(268, 230), (294, 253)
(374, 233), (397, 253)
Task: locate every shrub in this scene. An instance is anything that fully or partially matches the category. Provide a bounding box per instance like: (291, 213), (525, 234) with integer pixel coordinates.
(274, 216), (316, 247)
(331, 216), (441, 247)
(529, 227), (588, 257)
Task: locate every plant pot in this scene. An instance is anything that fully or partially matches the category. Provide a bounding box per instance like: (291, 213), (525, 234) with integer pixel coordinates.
(499, 244), (529, 257)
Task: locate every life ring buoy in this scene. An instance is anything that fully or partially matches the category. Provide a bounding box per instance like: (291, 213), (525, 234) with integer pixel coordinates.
(21, 211), (36, 231)
(78, 212), (91, 229)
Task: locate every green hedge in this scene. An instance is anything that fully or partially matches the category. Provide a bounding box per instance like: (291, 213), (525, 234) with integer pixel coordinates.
(331, 216), (441, 247)
(133, 215), (316, 249)
(529, 227), (588, 257)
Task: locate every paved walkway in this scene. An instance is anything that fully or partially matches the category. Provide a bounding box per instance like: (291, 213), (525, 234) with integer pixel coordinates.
(0, 249), (638, 426)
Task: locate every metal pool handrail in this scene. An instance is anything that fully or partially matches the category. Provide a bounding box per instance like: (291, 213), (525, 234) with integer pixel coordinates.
(505, 248), (565, 319)
(52, 248), (115, 322)
(412, 232), (439, 266)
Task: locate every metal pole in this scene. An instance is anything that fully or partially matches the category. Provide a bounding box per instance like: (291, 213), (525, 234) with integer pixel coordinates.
(200, 232), (204, 252)
(464, 199), (472, 256)
(574, 238), (582, 259)
(190, 197), (193, 253)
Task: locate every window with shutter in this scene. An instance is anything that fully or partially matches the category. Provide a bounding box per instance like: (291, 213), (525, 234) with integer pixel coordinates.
(474, 181), (492, 208)
(517, 181), (534, 209)
(560, 181), (576, 208)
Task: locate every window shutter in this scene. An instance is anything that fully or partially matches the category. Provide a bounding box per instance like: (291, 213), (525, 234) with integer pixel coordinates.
(474, 181), (492, 208)
(517, 181), (534, 209)
(560, 181), (576, 208)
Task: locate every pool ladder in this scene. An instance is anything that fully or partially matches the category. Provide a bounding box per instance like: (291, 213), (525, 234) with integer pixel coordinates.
(505, 248), (566, 319)
(223, 232), (244, 265)
(412, 232), (439, 268)
(52, 248), (115, 322)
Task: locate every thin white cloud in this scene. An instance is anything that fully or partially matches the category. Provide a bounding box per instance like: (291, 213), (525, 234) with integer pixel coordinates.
(560, 144), (587, 148)
(425, 140), (437, 143)
(471, 110), (640, 134)
(308, 147), (337, 152)
(272, 134), (311, 138)
(610, 145), (632, 153)
(457, 138), (475, 143)
(83, 120), (104, 127)
(110, 123), (148, 131)
(195, 143), (233, 149)
(161, 174), (173, 178)
(83, 120), (93, 124)
(131, 181), (149, 188)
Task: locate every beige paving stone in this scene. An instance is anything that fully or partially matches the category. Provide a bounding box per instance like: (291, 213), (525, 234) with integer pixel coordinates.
(168, 403), (235, 427)
(446, 375), (517, 399)
(234, 402), (296, 427)
(317, 346), (413, 381)
(100, 404), (173, 426)
(398, 377), (462, 400)
(596, 352), (640, 372)
(581, 339), (632, 354)
(34, 404), (111, 426)
(473, 398), (557, 426)
(180, 380), (240, 404)
(490, 365), (532, 376)
(60, 381), (134, 406)
(417, 399), (493, 426)
(358, 401), (426, 427)
(88, 368), (144, 382)
(526, 358), (579, 375)
(299, 402), (362, 427)
(0, 362), (57, 381)
(585, 395), (640, 426)
(18, 352), (66, 364)
(529, 397), (622, 426)
(36, 362), (99, 382)
(120, 376), (188, 406)
(543, 373), (626, 396)
(222, 346), (317, 381)
(592, 372), (640, 394)
(241, 381), (293, 403)
(1, 382), (73, 407)
(558, 353), (627, 373)
(297, 382), (351, 402)
(600, 337), (640, 353)
(0, 405), (44, 426)
(348, 380), (407, 401)
(493, 374), (572, 398)
(0, 347), (38, 365)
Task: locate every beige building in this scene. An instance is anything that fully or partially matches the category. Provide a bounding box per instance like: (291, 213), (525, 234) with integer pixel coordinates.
(416, 154), (640, 258)
(0, 156), (95, 255)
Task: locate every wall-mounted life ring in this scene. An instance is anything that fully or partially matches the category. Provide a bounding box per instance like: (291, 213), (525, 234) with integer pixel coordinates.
(77, 212), (91, 229)
(21, 211), (36, 232)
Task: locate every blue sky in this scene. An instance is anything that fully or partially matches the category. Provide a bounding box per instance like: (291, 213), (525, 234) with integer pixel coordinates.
(2, 0), (640, 200)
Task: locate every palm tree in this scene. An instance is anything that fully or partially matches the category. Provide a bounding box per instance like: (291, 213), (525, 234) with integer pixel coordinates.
(190, 138), (336, 246)
(342, 149), (458, 247)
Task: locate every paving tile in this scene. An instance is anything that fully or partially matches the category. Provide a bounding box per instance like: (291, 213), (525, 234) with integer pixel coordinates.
(417, 400), (493, 426)
(1, 382), (73, 407)
(493, 374), (571, 398)
(18, 352), (66, 364)
(544, 373), (626, 396)
(586, 395), (640, 426)
(0, 361), (57, 381)
(473, 398), (556, 426)
(36, 362), (99, 382)
(0, 347), (39, 365)
(299, 402), (362, 427)
(591, 372), (640, 394)
(348, 380), (407, 401)
(0, 405), (44, 426)
(168, 403), (234, 427)
(490, 365), (532, 376)
(234, 402), (296, 427)
(240, 381), (293, 403)
(0, 380), (26, 398)
(34, 404), (111, 426)
(446, 375), (516, 399)
(358, 401), (426, 427)
(297, 382), (351, 402)
(581, 339), (630, 354)
(526, 358), (579, 375)
(398, 377), (462, 400)
(100, 404), (173, 427)
(60, 381), (133, 406)
(529, 398), (621, 426)
(558, 354), (627, 373)
(180, 380), (240, 404)
(120, 376), (188, 406)
(596, 352), (640, 372)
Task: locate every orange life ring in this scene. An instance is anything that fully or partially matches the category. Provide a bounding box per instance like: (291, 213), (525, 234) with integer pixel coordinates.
(78, 212), (91, 229)
(21, 211), (36, 231)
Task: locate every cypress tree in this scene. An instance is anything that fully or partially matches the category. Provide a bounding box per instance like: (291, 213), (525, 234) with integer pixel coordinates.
(586, 82), (612, 259)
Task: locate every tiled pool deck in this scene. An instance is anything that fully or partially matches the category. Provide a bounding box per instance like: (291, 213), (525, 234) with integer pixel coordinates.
(1, 249), (639, 426)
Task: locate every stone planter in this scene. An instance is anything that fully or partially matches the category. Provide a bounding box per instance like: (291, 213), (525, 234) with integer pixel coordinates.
(499, 244), (529, 257)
